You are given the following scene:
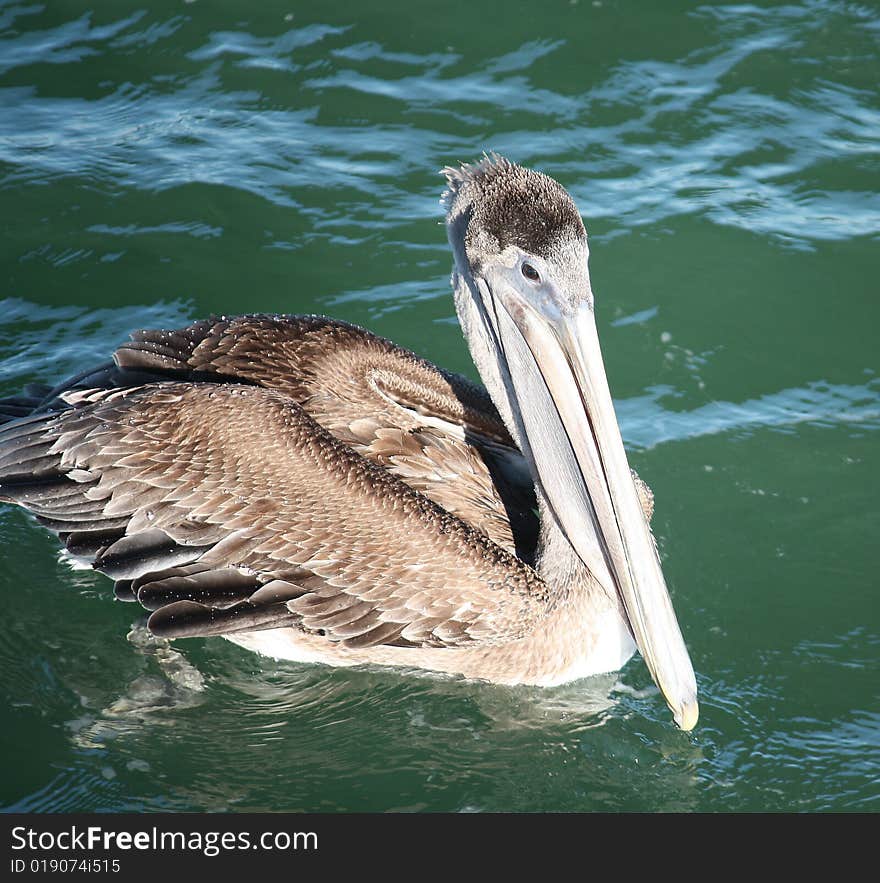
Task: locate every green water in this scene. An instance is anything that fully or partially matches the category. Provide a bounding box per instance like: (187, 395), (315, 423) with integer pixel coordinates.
(1, 0), (878, 812)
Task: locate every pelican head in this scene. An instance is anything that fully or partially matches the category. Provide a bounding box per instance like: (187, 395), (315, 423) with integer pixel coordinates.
(442, 154), (698, 730)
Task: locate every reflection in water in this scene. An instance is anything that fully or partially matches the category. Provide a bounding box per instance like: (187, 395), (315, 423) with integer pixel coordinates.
(115, 640), (707, 812)
(68, 625), (205, 751)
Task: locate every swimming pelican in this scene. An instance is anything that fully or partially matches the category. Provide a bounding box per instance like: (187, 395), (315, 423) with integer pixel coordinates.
(0, 155), (698, 729)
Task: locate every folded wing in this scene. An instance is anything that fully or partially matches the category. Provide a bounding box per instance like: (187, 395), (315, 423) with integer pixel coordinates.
(0, 381), (549, 649)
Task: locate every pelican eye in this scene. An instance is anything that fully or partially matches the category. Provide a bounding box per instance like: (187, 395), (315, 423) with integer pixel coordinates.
(521, 262), (540, 282)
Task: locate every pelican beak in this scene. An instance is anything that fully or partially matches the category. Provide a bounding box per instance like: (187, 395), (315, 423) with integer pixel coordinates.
(476, 265), (699, 731)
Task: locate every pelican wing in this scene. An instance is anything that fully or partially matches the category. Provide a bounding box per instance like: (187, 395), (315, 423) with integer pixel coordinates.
(115, 314), (512, 440)
(114, 314), (539, 559)
(0, 382), (550, 649)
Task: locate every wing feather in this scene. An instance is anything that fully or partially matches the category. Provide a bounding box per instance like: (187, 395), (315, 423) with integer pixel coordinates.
(0, 382), (550, 650)
(114, 315), (539, 557)
(0, 314), (653, 655)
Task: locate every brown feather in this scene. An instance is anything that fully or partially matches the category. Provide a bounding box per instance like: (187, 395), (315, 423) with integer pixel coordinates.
(0, 313), (654, 668)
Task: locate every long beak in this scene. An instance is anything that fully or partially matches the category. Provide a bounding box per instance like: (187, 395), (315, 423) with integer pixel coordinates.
(478, 273), (699, 730)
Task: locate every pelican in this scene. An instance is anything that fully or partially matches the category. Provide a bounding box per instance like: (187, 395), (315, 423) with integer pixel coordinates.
(0, 155), (698, 729)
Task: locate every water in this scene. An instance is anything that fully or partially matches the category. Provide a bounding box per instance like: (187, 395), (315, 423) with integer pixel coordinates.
(0, 0), (878, 812)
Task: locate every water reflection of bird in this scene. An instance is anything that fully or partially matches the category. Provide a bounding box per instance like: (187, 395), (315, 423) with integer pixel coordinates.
(0, 155), (697, 729)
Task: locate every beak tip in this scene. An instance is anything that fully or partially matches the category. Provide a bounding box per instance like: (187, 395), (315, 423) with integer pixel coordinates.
(673, 698), (699, 732)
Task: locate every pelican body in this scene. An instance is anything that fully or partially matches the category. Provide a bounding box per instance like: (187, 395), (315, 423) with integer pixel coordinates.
(0, 156), (698, 729)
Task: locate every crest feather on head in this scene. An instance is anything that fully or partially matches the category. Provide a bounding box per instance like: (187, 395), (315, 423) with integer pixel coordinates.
(440, 153), (585, 260)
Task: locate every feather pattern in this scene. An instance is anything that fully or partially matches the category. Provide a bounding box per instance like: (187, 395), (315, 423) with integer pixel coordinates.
(0, 341), (551, 651)
(0, 155), (692, 716)
(0, 313), (655, 670)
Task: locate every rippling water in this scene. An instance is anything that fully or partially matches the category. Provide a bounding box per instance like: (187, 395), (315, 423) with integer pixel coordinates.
(1, 0), (878, 812)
